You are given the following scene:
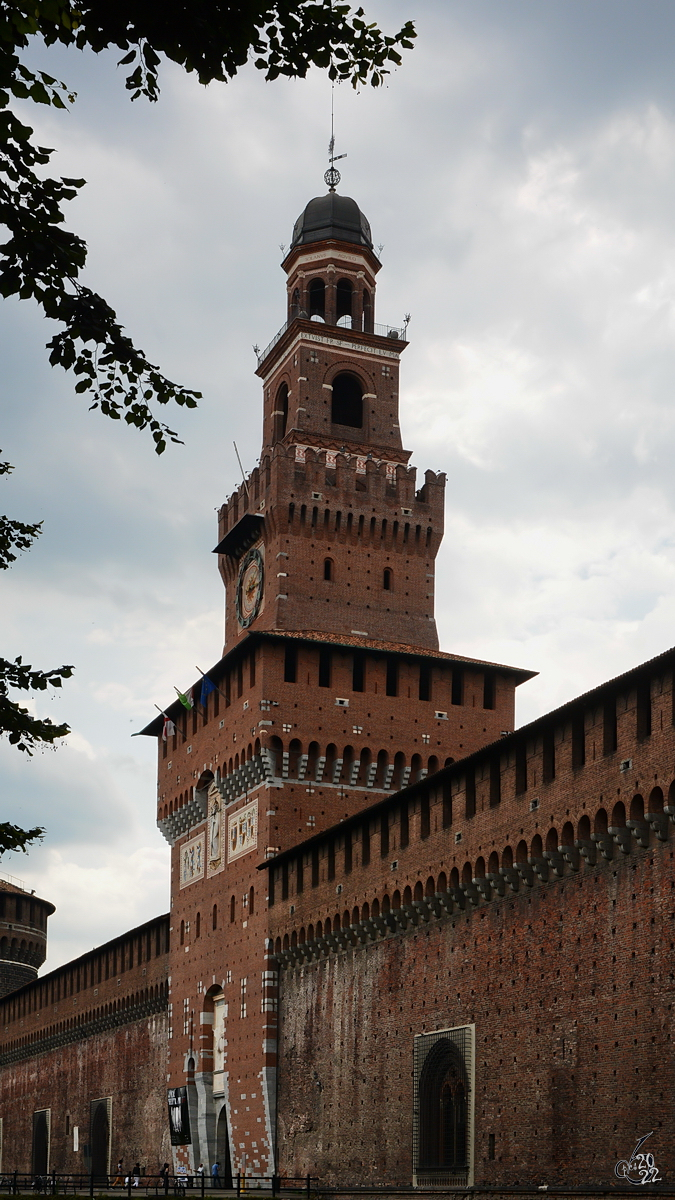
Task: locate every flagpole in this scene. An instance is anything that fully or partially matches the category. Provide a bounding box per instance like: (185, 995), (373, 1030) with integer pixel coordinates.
(195, 665), (230, 707)
(154, 702), (187, 741)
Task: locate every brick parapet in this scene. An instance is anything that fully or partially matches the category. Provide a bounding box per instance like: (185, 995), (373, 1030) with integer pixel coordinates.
(0, 913), (169, 1046)
(263, 649), (675, 951)
(156, 641), (522, 851)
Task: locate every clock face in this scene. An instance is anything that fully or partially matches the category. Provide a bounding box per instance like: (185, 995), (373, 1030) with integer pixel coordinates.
(235, 547), (264, 628)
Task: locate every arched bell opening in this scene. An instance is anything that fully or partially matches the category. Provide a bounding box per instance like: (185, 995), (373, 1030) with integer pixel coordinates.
(309, 278), (325, 320)
(336, 278), (353, 327)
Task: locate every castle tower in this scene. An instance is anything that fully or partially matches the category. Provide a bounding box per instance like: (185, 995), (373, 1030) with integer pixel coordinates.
(142, 185), (534, 1183)
(0, 878), (54, 999)
(217, 189), (443, 653)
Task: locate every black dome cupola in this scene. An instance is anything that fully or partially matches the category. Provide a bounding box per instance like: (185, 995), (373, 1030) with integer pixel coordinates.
(291, 192), (373, 250)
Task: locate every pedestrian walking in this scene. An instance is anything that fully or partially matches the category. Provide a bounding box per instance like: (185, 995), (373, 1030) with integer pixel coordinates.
(132, 1163), (141, 1188)
(211, 1162), (221, 1189)
(112, 1161), (124, 1188)
(160, 1163), (170, 1195)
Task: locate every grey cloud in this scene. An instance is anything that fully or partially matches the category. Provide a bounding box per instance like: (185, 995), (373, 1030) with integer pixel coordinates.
(5, 0), (675, 962)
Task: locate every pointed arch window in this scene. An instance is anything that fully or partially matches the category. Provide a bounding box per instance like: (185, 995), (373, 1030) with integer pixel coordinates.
(414, 1027), (473, 1184)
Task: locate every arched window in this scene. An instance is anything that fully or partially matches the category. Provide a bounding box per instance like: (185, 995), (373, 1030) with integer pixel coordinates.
(336, 278), (353, 325)
(331, 373), (363, 428)
(309, 278), (325, 319)
(212, 904), (218, 930)
(383, 568), (392, 591)
(324, 557), (333, 581)
(290, 287), (300, 319)
(418, 1038), (469, 1172)
(273, 382), (288, 442)
(230, 895), (236, 923)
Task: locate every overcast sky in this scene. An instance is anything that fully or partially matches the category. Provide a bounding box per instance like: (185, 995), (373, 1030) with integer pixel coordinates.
(4, 0), (675, 970)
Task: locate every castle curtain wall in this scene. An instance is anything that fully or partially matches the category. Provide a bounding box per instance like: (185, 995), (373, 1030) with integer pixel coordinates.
(0, 1013), (170, 1174)
(276, 833), (675, 1187)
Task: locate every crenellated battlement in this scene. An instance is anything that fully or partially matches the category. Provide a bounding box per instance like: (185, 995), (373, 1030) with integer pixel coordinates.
(217, 443), (445, 545)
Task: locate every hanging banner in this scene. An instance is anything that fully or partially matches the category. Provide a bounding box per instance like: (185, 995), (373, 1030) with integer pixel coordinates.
(167, 1087), (192, 1146)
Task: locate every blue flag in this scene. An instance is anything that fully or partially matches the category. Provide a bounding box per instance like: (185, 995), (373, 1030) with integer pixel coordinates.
(200, 675), (216, 707)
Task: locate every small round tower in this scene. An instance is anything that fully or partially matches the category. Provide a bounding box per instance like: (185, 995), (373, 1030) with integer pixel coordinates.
(0, 877), (54, 998)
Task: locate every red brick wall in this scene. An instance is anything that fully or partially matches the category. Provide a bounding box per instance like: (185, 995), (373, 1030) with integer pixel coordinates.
(267, 657), (675, 1187)
(0, 1013), (170, 1174)
(275, 831), (675, 1187)
(0, 915), (170, 1174)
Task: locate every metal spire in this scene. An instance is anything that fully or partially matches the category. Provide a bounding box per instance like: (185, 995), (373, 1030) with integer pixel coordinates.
(324, 85), (346, 191)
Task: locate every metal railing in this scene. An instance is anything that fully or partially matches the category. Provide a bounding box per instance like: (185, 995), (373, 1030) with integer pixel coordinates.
(0, 1173), (317, 1198)
(257, 314), (408, 365)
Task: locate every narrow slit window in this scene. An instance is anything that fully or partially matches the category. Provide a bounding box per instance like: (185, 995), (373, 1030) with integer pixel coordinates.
(318, 648), (331, 688)
(419, 663), (431, 702)
(465, 767), (476, 819)
(603, 698), (617, 755)
(572, 713), (585, 768)
(284, 644), (297, 684)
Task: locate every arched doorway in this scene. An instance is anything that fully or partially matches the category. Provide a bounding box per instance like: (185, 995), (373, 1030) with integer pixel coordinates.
(32, 1110), (49, 1175)
(216, 1107), (233, 1188)
(418, 1039), (469, 1175)
(90, 1099), (111, 1181)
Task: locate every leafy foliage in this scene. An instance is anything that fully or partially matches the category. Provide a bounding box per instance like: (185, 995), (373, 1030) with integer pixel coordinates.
(0, 456), (41, 567)
(0, 820), (45, 856)
(1, 452), (73, 758)
(0, 653), (73, 754)
(0, 0), (415, 452)
(0, 0), (414, 812)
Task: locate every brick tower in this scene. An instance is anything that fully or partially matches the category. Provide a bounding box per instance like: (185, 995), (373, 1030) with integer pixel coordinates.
(0, 877), (54, 1000)
(143, 185), (534, 1181)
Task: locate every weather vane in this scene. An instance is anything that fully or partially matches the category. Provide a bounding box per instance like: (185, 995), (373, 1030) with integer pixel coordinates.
(324, 86), (346, 191)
